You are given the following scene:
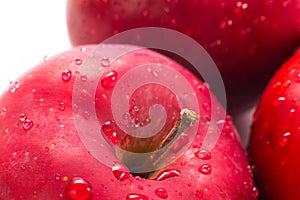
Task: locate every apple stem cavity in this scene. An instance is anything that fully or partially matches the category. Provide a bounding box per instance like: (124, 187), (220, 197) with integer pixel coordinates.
(116, 108), (199, 178)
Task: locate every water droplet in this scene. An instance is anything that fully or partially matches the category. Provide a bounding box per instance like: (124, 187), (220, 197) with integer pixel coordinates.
(252, 186), (259, 198)
(152, 70), (159, 77)
(80, 75), (88, 82)
(9, 81), (20, 93)
(180, 161), (186, 166)
(66, 177), (92, 200)
(101, 121), (118, 145)
(283, 80), (291, 88)
(33, 190), (37, 198)
(101, 70), (118, 89)
(112, 162), (131, 181)
(74, 57), (82, 65)
(58, 102), (66, 111)
(289, 109), (296, 118)
(129, 106), (140, 116)
(273, 97), (286, 107)
(198, 164), (212, 175)
(197, 84), (209, 96)
(101, 58), (111, 67)
(82, 111), (90, 120)
(295, 73), (300, 83)
(80, 47), (86, 52)
(195, 189), (204, 198)
(243, 181), (249, 189)
(19, 113), (27, 122)
(123, 112), (130, 120)
(272, 81), (282, 89)
(155, 188), (168, 199)
(138, 185), (144, 190)
(44, 147), (49, 152)
(23, 119), (34, 131)
(229, 131), (237, 141)
(62, 69), (72, 82)
(219, 191), (226, 198)
(195, 149), (212, 160)
(55, 173), (61, 180)
(73, 104), (79, 113)
(126, 193), (149, 200)
(1, 107), (7, 115)
(278, 132), (291, 147)
(154, 169), (180, 181)
(202, 102), (210, 112)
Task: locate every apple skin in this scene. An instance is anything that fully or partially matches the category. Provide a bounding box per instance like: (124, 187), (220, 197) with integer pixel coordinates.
(0, 45), (257, 199)
(248, 48), (300, 200)
(66, 0), (300, 111)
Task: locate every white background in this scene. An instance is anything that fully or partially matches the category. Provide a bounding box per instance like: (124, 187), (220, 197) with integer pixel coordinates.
(0, 1), (70, 92)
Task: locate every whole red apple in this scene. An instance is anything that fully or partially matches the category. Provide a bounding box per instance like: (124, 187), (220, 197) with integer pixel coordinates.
(248, 47), (300, 199)
(66, 0), (300, 111)
(0, 44), (257, 199)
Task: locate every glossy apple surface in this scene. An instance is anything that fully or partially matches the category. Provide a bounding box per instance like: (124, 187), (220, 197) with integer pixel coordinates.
(66, 0), (300, 111)
(248, 48), (300, 199)
(0, 44), (257, 199)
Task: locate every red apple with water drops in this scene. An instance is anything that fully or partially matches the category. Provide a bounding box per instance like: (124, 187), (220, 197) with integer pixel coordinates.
(66, 0), (300, 111)
(248, 47), (300, 199)
(0, 44), (257, 199)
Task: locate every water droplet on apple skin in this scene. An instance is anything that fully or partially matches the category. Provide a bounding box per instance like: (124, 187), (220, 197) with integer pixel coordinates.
(289, 109), (296, 118)
(65, 177), (92, 200)
(19, 113), (27, 122)
(278, 132), (291, 147)
(23, 119), (34, 131)
(9, 81), (20, 93)
(138, 185), (145, 190)
(219, 191), (226, 198)
(195, 189), (204, 198)
(55, 173), (61, 181)
(62, 69), (72, 82)
(112, 162), (131, 181)
(295, 73), (300, 83)
(80, 75), (88, 82)
(194, 149), (212, 160)
(74, 57), (83, 65)
(198, 164), (212, 175)
(153, 169), (180, 181)
(101, 70), (118, 89)
(272, 96), (286, 107)
(101, 57), (111, 67)
(155, 188), (168, 199)
(0, 107), (7, 116)
(126, 193), (149, 200)
(101, 121), (118, 145)
(59, 102), (66, 111)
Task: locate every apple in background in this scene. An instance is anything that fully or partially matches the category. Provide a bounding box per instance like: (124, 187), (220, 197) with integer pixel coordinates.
(66, 0), (300, 112)
(0, 44), (257, 199)
(248, 47), (300, 199)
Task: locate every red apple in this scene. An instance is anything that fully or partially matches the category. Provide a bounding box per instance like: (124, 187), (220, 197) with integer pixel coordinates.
(248, 47), (300, 199)
(66, 0), (300, 111)
(0, 44), (257, 199)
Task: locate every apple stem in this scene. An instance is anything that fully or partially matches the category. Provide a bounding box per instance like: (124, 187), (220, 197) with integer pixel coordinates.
(116, 108), (199, 177)
(152, 109), (199, 165)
